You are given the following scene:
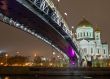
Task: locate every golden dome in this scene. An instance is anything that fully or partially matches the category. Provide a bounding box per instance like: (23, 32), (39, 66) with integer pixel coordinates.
(77, 18), (93, 27)
(95, 26), (101, 32)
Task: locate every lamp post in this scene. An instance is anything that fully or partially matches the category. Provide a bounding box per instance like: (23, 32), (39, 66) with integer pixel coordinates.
(64, 12), (67, 16)
(57, 0), (60, 2)
(5, 53), (8, 66)
(71, 26), (74, 38)
(53, 52), (56, 55)
(55, 0), (61, 11)
(109, 54), (110, 59)
(57, 55), (60, 58)
(57, 0), (60, 6)
(64, 12), (68, 23)
(72, 26), (74, 29)
(16, 51), (20, 56)
(34, 53), (37, 57)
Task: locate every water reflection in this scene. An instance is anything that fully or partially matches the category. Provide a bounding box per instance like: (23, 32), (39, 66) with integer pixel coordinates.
(0, 75), (110, 79)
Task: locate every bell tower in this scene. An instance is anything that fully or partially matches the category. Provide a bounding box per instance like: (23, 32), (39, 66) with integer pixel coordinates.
(95, 26), (101, 44)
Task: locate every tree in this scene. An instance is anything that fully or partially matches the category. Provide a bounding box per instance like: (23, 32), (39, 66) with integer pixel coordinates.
(33, 56), (42, 66)
(7, 55), (29, 66)
(0, 52), (8, 65)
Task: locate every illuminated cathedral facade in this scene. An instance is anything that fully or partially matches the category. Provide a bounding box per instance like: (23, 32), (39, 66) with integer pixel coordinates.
(75, 18), (109, 61)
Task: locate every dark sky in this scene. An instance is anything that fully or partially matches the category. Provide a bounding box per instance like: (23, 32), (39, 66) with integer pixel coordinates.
(0, 21), (61, 57)
(53, 0), (110, 46)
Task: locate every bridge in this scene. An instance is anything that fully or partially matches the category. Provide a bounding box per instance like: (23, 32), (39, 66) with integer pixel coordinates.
(0, 0), (80, 64)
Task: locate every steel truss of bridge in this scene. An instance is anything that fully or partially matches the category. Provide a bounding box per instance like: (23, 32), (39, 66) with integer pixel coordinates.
(0, 0), (80, 63)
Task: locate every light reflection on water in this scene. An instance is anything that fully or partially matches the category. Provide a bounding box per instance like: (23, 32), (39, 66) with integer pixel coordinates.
(0, 75), (110, 79)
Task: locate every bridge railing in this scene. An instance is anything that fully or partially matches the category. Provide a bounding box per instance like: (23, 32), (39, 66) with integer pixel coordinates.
(26, 0), (72, 38)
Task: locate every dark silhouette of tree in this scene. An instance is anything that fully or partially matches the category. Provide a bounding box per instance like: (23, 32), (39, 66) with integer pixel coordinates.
(7, 55), (29, 66)
(0, 52), (8, 65)
(33, 56), (42, 66)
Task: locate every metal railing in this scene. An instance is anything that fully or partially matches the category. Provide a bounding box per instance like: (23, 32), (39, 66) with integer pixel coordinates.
(25, 0), (72, 38)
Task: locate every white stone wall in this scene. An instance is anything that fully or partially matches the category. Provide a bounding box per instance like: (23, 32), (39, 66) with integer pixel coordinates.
(76, 26), (94, 39)
(95, 32), (101, 44)
(102, 44), (109, 59)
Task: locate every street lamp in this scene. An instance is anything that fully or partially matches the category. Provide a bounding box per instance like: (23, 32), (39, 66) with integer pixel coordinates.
(16, 51), (20, 56)
(64, 12), (68, 23)
(64, 12), (67, 16)
(53, 52), (56, 55)
(52, 52), (56, 61)
(74, 33), (77, 37)
(16, 52), (19, 54)
(5, 53), (8, 66)
(109, 54), (110, 59)
(42, 57), (46, 61)
(56, 0), (61, 10)
(34, 53), (37, 57)
(71, 26), (74, 38)
(57, 0), (60, 2)
(57, 55), (60, 58)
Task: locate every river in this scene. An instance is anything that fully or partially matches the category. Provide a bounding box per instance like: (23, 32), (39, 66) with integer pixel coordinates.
(0, 75), (110, 79)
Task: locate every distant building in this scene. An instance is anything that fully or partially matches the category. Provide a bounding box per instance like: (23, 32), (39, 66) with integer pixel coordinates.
(75, 18), (109, 62)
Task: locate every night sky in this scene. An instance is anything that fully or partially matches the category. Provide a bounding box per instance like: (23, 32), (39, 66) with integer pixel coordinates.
(53, 0), (110, 46)
(0, 0), (110, 56)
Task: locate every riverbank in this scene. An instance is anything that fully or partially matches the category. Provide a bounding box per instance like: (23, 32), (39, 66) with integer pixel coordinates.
(0, 66), (110, 76)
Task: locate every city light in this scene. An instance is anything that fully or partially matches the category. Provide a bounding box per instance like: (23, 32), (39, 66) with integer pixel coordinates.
(24, 27), (27, 31)
(42, 57), (46, 61)
(34, 53), (37, 57)
(4, 76), (9, 79)
(64, 12), (67, 16)
(57, 0), (60, 2)
(0, 63), (3, 65)
(20, 25), (24, 29)
(59, 57), (62, 60)
(49, 63), (53, 66)
(15, 22), (20, 27)
(57, 55), (60, 58)
(72, 26), (74, 29)
(53, 52), (56, 55)
(16, 52), (20, 54)
(5, 53), (8, 57)
(5, 53), (8, 66)
(40, 63), (43, 66)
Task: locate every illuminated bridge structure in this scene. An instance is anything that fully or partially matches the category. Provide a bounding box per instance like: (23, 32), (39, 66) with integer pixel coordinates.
(0, 0), (80, 64)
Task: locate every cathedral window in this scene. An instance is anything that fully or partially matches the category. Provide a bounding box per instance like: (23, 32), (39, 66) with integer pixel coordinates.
(90, 33), (91, 37)
(87, 32), (88, 36)
(91, 48), (93, 53)
(81, 33), (82, 37)
(98, 49), (99, 54)
(84, 48), (87, 53)
(84, 32), (85, 36)
(96, 35), (98, 38)
(78, 33), (80, 37)
(77, 33), (79, 38)
(104, 50), (106, 54)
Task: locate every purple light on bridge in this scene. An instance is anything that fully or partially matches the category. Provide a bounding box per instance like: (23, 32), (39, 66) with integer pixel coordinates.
(67, 46), (76, 65)
(68, 46), (75, 57)
(71, 61), (75, 65)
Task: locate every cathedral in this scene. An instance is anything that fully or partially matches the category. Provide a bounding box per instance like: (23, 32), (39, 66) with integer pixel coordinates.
(75, 18), (109, 62)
